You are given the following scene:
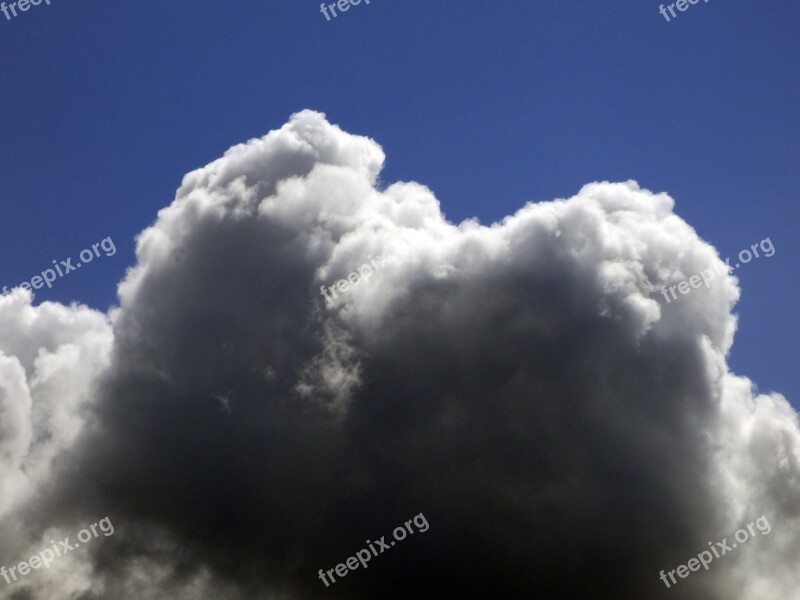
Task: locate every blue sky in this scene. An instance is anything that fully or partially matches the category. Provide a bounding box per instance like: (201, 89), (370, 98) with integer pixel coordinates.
(1, 0), (797, 404)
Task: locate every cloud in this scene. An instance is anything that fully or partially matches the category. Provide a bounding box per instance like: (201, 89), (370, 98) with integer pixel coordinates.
(0, 110), (798, 599)
(0, 292), (111, 515)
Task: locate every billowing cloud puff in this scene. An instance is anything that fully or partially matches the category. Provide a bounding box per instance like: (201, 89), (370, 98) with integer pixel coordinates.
(0, 292), (111, 515)
(0, 110), (797, 599)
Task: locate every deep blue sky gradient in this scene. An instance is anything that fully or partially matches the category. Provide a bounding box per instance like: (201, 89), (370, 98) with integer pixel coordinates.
(1, 0), (797, 402)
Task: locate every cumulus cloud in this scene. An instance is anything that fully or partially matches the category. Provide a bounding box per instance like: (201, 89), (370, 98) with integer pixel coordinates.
(0, 110), (797, 599)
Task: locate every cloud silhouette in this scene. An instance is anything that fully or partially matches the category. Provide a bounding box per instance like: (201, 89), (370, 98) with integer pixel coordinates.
(0, 110), (797, 599)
